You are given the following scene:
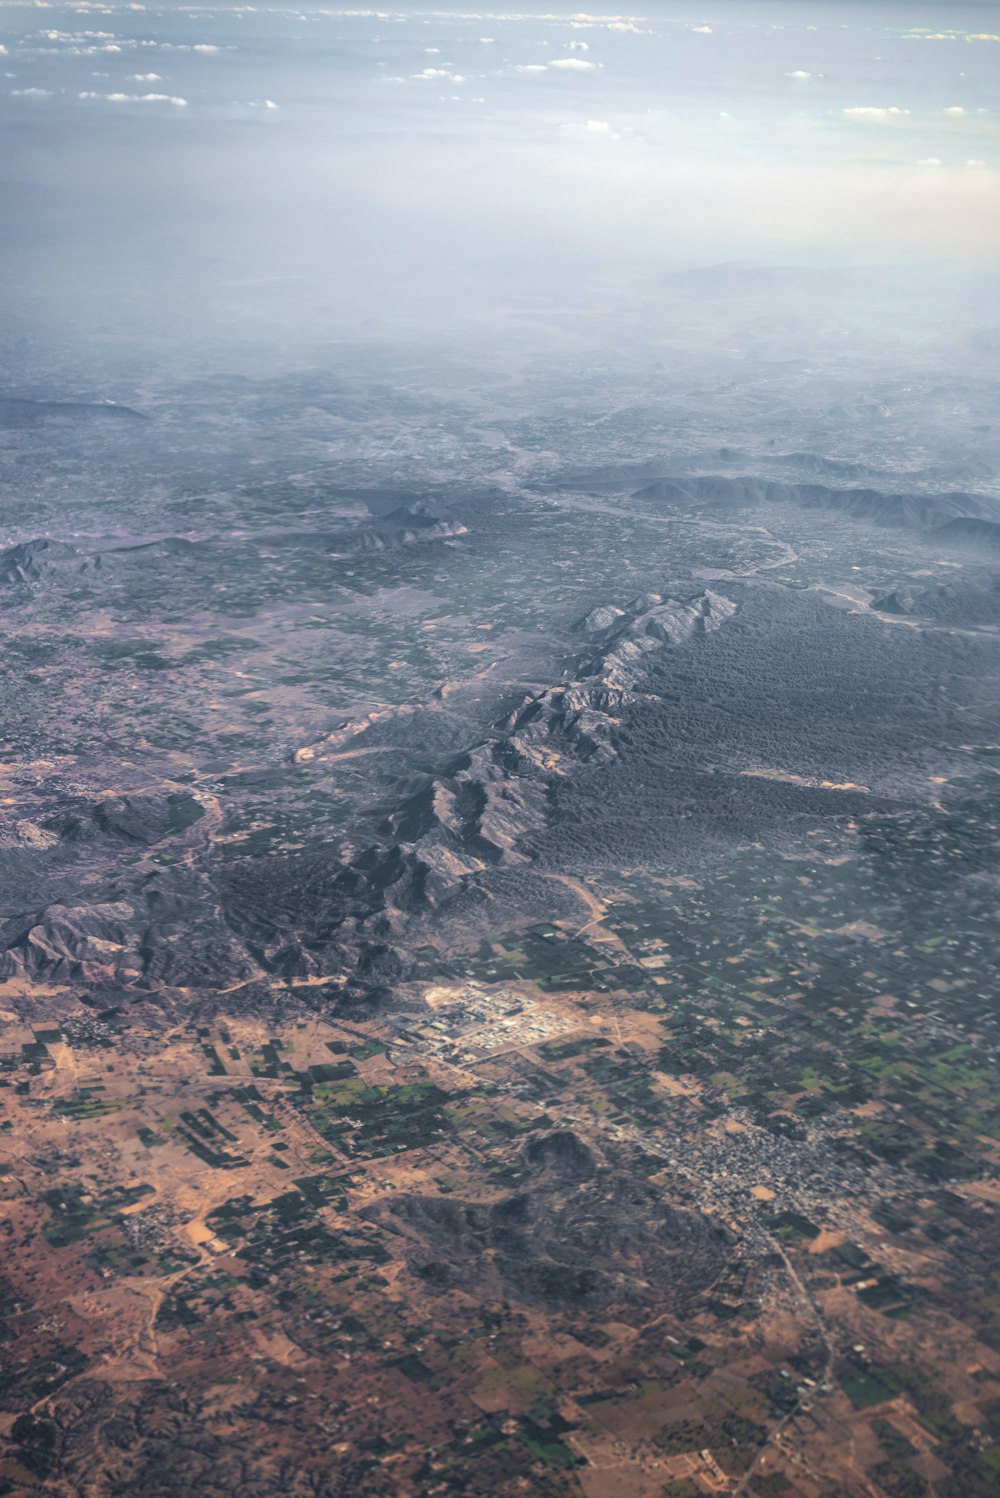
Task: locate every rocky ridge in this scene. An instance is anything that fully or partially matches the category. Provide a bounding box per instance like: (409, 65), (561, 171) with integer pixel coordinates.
(0, 589), (735, 997)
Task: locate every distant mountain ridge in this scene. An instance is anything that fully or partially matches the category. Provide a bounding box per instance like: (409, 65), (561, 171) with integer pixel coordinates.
(0, 396), (147, 428)
(631, 474), (1000, 533)
(0, 502), (465, 599)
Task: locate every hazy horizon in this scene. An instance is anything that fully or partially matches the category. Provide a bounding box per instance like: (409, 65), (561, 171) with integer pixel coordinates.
(2, 0), (999, 365)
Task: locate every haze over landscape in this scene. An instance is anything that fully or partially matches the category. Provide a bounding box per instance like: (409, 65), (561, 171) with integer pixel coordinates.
(1, 3), (1000, 1495)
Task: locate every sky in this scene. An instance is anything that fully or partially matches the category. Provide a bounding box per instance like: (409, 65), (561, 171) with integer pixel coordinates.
(0, 1), (998, 352)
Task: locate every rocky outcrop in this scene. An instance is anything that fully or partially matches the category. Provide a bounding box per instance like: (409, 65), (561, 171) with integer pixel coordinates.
(373, 589), (737, 895)
(508, 589), (736, 765)
(0, 538), (86, 587)
(325, 501), (467, 557)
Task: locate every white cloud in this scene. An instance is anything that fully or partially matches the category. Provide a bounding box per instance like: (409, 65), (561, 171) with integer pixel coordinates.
(567, 40), (589, 50)
(842, 106), (910, 121)
(130, 71), (161, 80)
(788, 70), (811, 80)
(424, 47), (439, 54)
(966, 33), (1000, 42)
(79, 89), (187, 105)
(966, 158), (986, 167)
(192, 43), (220, 53)
(11, 86), (51, 96)
(44, 30), (116, 41)
(550, 57), (598, 71)
(479, 38), (494, 44)
(513, 63), (546, 73)
(570, 19), (644, 31)
(690, 25), (713, 35)
(416, 67), (465, 81)
(943, 105), (965, 115)
(585, 118), (610, 131)
(918, 157), (942, 166)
